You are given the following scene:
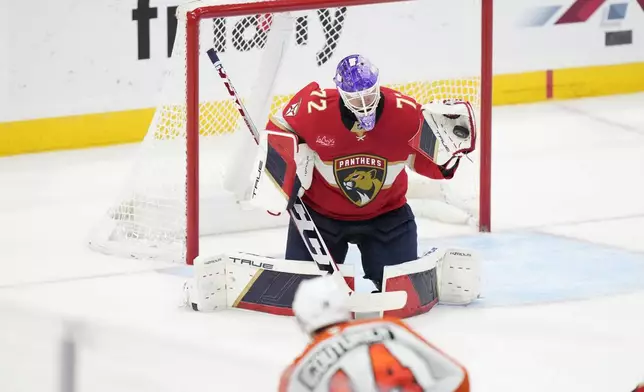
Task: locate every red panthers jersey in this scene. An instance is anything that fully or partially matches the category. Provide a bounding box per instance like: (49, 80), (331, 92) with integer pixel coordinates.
(267, 82), (446, 221)
(278, 317), (470, 392)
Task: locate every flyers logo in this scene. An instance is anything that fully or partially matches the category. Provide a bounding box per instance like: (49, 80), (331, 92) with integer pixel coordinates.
(333, 154), (386, 207)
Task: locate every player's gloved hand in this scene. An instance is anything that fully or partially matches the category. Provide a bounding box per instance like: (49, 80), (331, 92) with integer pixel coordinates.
(421, 100), (477, 158)
(248, 130), (314, 215)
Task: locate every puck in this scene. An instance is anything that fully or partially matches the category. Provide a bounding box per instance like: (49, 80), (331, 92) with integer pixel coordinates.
(453, 125), (470, 139)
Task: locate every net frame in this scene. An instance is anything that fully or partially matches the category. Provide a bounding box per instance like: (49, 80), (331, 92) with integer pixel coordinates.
(130, 0), (493, 265)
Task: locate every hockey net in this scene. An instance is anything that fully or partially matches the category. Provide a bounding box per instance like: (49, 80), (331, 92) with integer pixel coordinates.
(89, 0), (492, 264)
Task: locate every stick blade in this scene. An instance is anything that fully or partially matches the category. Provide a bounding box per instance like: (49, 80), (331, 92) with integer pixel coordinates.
(347, 290), (408, 313)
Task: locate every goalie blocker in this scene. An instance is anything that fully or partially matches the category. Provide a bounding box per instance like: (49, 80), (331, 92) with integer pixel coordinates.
(249, 129), (314, 215)
(183, 248), (480, 317)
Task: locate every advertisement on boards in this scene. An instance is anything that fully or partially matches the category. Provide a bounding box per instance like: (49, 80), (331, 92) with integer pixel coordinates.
(495, 0), (644, 73)
(1, 0), (643, 142)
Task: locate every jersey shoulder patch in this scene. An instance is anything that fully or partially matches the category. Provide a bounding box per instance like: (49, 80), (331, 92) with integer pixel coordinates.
(283, 82), (322, 118)
(284, 82), (319, 117)
(269, 82), (321, 134)
(274, 82), (339, 139)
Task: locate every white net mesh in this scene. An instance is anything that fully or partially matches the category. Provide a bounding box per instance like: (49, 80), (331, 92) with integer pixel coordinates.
(89, 0), (483, 263)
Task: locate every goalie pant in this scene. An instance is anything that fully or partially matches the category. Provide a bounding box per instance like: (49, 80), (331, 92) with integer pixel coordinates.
(286, 201), (417, 291)
(279, 316), (470, 392)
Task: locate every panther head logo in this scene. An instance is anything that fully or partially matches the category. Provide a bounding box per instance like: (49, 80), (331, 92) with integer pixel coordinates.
(334, 155), (387, 207)
(342, 170), (383, 206)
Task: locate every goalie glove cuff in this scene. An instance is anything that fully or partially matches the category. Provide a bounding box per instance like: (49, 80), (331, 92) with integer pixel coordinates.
(438, 155), (461, 179)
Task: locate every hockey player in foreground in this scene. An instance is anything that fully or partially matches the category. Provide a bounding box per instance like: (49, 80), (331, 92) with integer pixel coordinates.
(279, 275), (470, 392)
(252, 54), (477, 292)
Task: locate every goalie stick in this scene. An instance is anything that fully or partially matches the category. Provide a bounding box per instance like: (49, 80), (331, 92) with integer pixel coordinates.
(206, 48), (406, 312)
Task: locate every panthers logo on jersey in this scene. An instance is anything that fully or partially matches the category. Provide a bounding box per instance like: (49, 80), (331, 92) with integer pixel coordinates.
(334, 154), (387, 207)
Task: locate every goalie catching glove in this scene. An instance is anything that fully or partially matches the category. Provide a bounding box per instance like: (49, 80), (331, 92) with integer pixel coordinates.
(408, 100), (477, 178)
(249, 130), (315, 215)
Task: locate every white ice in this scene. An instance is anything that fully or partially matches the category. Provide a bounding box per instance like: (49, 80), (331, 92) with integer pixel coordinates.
(1, 94), (644, 392)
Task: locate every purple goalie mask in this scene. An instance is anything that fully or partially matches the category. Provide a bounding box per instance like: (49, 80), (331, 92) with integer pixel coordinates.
(334, 54), (381, 131)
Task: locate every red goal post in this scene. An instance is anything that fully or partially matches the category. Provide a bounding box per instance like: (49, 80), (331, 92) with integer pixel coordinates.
(89, 0), (492, 265)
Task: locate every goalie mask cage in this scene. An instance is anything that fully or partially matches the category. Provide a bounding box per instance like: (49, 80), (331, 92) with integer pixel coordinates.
(89, 0), (492, 265)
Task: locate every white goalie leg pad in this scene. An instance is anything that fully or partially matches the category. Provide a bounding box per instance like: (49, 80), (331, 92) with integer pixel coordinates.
(184, 252), (356, 312)
(437, 248), (481, 305)
(188, 254), (228, 312)
(378, 248), (443, 318)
